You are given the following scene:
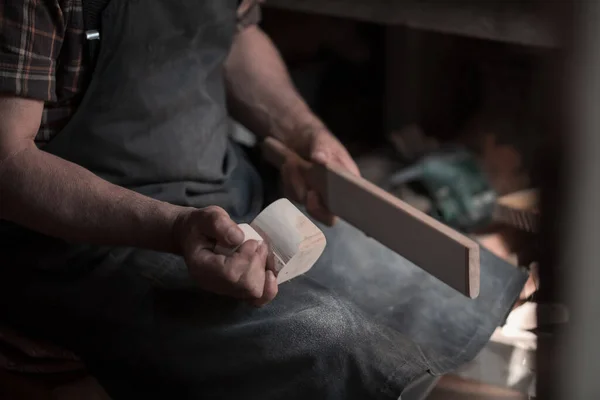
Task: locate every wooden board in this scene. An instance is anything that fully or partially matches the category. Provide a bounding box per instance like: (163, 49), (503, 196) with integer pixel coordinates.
(251, 199), (327, 284)
(262, 137), (480, 298)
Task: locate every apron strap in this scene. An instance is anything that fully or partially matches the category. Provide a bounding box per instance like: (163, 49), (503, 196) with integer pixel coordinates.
(82, 0), (111, 70)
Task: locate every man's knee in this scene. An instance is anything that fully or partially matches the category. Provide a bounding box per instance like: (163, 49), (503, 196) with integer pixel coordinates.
(285, 294), (365, 361)
(285, 294), (419, 397)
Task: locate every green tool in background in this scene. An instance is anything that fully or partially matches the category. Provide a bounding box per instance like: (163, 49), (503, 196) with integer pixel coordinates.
(386, 127), (497, 232)
(388, 148), (497, 232)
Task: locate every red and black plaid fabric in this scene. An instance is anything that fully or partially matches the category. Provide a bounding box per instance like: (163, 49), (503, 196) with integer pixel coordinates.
(0, 0), (264, 145)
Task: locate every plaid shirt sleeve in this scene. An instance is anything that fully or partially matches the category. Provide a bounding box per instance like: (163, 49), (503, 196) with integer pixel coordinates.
(0, 0), (65, 102)
(0, 0), (260, 103)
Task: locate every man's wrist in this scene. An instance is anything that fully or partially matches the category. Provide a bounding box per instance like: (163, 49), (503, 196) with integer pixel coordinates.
(166, 205), (195, 256)
(136, 201), (191, 256)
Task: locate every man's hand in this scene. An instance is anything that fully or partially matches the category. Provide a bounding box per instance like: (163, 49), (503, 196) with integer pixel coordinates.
(174, 206), (278, 307)
(281, 130), (360, 226)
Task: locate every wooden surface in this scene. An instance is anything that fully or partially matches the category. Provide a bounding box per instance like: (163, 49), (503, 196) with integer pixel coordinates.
(265, 0), (557, 48)
(492, 189), (540, 233)
(261, 137), (480, 298)
(427, 375), (528, 400)
(214, 224), (264, 256)
(324, 164), (480, 297)
(497, 189), (539, 211)
(215, 199), (327, 284)
(252, 199), (327, 284)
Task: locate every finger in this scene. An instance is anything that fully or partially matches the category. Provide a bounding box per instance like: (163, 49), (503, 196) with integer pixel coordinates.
(236, 242), (269, 300)
(311, 150), (329, 166)
(235, 239), (261, 259)
(251, 270), (278, 307)
(200, 206), (244, 246)
(306, 190), (336, 227)
(322, 150), (360, 177)
(281, 161), (308, 204)
(336, 154), (361, 177)
(191, 247), (227, 270)
(187, 247), (229, 290)
(309, 138), (361, 178)
(265, 247), (276, 273)
(218, 240), (261, 287)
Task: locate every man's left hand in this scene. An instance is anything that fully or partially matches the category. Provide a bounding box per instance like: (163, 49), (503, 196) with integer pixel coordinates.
(280, 130), (360, 226)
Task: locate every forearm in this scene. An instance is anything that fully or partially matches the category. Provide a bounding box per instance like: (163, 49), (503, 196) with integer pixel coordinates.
(0, 144), (187, 253)
(224, 26), (325, 154)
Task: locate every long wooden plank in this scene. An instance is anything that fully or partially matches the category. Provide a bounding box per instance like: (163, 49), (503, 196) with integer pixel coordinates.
(261, 137), (480, 298)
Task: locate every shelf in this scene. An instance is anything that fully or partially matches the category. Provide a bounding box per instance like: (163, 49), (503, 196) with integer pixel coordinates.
(265, 0), (558, 48)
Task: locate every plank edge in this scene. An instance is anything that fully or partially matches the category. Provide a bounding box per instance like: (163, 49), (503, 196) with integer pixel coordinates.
(327, 165), (481, 298)
(467, 243), (481, 299)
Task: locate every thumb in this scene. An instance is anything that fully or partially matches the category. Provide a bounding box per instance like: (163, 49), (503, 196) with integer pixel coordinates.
(198, 207), (244, 247)
(311, 150), (330, 166)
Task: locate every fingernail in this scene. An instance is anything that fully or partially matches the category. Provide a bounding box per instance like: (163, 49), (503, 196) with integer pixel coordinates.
(312, 151), (328, 164)
(226, 225), (244, 245)
(268, 270), (277, 281)
(258, 242), (268, 256)
(246, 240), (259, 253)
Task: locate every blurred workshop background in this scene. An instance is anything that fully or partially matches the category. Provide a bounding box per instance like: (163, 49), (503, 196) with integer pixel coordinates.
(5, 0), (600, 398)
(256, 1), (559, 399)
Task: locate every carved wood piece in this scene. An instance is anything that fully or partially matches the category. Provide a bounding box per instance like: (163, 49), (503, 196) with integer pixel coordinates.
(215, 199), (327, 284)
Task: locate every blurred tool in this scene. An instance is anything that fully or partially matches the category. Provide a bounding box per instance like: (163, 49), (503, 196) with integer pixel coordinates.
(387, 127), (540, 234)
(492, 189), (540, 233)
(388, 127), (497, 231)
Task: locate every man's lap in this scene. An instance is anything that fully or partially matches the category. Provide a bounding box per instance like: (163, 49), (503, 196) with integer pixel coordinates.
(307, 217), (528, 374)
(0, 210), (526, 399)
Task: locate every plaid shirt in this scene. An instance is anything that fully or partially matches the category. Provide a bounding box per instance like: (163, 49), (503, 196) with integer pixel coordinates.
(0, 0), (263, 145)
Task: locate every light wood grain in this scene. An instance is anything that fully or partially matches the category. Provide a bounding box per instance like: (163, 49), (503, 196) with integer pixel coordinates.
(215, 199), (327, 284)
(261, 137), (480, 298)
(214, 224), (264, 256)
(251, 199), (326, 284)
(497, 189), (539, 212)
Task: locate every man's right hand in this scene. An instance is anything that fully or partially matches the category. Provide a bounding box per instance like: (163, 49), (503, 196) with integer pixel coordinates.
(1, 96), (277, 306)
(1, 96), (274, 308)
(174, 206), (278, 307)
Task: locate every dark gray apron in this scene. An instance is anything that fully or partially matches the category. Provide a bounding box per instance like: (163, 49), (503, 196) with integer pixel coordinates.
(43, 0), (262, 222)
(0, 0), (527, 398)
